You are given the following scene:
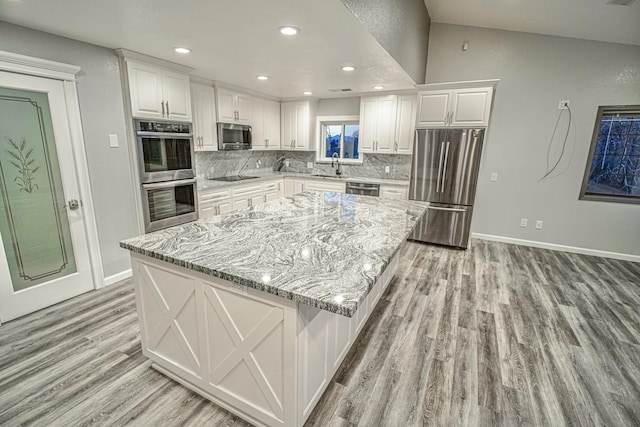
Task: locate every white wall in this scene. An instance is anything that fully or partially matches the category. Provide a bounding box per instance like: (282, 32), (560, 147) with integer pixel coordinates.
(0, 22), (138, 278)
(341, 0), (430, 84)
(318, 97), (361, 116)
(427, 23), (640, 256)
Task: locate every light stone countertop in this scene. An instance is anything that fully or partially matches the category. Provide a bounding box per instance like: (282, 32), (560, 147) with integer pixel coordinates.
(197, 171), (410, 191)
(120, 191), (428, 317)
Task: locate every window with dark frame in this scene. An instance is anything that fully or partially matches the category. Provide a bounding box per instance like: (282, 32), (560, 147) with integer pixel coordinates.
(580, 105), (640, 204)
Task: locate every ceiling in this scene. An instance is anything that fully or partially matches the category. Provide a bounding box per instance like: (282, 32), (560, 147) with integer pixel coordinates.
(425, 0), (640, 47)
(0, 0), (416, 99)
(1, 0), (638, 101)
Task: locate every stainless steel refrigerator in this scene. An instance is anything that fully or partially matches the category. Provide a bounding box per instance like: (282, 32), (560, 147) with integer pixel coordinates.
(408, 128), (485, 249)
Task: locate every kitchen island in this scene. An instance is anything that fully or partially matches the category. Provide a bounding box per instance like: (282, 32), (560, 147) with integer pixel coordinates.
(120, 191), (428, 427)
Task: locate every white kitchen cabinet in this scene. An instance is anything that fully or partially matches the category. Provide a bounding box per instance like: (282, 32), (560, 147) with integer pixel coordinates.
(417, 87), (493, 128)
(281, 100), (317, 151)
(198, 189), (232, 218)
(380, 185), (408, 200)
(191, 83), (218, 151)
(304, 179), (346, 193)
(394, 95), (417, 155)
(359, 95), (397, 154)
(127, 61), (192, 121)
(232, 183), (263, 210)
(216, 87), (251, 124)
(251, 97), (281, 150)
(263, 181), (280, 202)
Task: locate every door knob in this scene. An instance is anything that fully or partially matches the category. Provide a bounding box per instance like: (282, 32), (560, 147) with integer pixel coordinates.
(65, 199), (80, 210)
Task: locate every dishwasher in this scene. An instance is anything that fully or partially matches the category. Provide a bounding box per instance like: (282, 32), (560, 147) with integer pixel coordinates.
(345, 181), (380, 197)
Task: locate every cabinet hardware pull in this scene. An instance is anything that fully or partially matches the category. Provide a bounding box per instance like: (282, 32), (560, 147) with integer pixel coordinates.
(166, 101), (170, 116)
(441, 141), (450, 190)
(161, 101), (165, 117)
(437, 141), (445, 192)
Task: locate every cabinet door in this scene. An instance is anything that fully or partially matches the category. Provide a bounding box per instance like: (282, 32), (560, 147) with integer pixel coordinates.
(450, 88), (492, 127)
(294, 102), (308, 150)
(191, 84), (218, 151)
(359, 98), (378, 153)
(236, 93), (252, 124)
(281, 103), (293, 149)
(294, 180), (305, 194)
(218, 200), (233, 215)
(417, 90), (450, 127)
(199, 201), (216, 218)
(264, 190), (278, 202)
(265, 100), (281, 150)
(251, 98), (267, 150)
(216, 88), (237, 123)
(380, 187), (407, 200)
(395, 95), (416, 155)
(284, 178), (295, 197)
(162, 70), (192, 121)
(375, 96), (397, 153)
(232, 196), (250, 211)
(127, 61), (164, 119)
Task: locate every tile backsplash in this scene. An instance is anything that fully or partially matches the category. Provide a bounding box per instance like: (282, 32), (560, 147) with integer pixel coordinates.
(196, 151), (412, 180)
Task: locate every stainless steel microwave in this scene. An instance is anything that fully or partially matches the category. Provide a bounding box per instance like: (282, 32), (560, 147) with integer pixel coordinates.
(217, 122), (252, 150)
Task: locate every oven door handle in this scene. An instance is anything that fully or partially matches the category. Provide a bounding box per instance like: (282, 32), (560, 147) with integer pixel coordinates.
(136, 131), (193, 138)
(142, 178), (196, 189)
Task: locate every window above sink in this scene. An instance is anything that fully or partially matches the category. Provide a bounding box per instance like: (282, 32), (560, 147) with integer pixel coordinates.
(316, 115), (362, 165)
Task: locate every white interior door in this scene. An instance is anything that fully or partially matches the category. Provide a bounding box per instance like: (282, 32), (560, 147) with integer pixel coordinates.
(0, 70), (94, 322)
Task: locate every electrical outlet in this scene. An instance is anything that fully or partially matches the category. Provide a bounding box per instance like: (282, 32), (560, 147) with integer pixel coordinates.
(385, 166), (390, 173)
(536, 220), (543, 229)
(558, 100), (570, 110)
(306, 162), (313, 169)
(490, 172), (498, 182)
(520, 218), (528, 228)
(108, 134), (119, 148)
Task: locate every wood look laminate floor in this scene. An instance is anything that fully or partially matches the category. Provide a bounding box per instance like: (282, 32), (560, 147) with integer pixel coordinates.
(1, 239), (640, 426)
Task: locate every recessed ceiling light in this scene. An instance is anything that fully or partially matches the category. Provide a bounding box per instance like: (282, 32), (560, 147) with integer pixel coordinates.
(303, 91), (313, 95)
(257, 75), (269, 80)
(174, 47), (191, 54)
(373, 85), (384, 90)
(279, 26), (300, 36)
(342, 66), (355, 71)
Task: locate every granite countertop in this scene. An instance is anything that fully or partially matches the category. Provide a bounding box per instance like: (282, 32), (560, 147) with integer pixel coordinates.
(120, 191), (428, 317)
(197, 171), (410, 191)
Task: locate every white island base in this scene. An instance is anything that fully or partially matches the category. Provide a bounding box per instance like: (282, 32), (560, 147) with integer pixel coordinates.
(131, 252), (399, 427)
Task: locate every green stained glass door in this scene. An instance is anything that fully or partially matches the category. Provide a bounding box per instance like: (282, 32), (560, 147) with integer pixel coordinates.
(0, 70), (93, 322)
(0, 86), (77, 290)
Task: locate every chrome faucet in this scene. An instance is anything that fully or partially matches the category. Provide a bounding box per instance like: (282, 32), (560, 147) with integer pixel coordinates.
(331, 152), (343, 176)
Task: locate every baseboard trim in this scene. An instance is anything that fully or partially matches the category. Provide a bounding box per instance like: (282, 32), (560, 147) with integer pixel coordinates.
(103, 269), (133, 286)
(471, 233), (640, 263)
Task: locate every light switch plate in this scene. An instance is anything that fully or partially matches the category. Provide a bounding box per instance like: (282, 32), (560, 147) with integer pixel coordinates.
(108, 134), (119, 148)
(306, 162), (313, 169)
(385, 166), (390, 173)
(490, 172), (498, 182)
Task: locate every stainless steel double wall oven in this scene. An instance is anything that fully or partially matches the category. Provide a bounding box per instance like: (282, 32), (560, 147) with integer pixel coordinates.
(135, 120), (198, 232)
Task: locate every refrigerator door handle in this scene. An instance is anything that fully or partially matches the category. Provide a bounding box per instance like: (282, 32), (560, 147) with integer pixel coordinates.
(427, 205), (467, 213)
(441, 141), (450, 191)
(437, 141), (445, 192)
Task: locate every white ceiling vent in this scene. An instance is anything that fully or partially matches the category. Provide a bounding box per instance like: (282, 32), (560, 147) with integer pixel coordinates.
(607, 0), (636, 6)
(328, 88), (353, 92)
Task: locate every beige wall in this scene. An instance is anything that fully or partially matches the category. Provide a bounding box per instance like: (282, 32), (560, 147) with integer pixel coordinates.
(0, 21), (139, 277)
(427, 23), (640, 256)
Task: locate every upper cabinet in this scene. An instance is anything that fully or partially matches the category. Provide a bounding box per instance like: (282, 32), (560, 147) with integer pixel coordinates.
(417, 86), (494, 128)
(216, 88), (251, 124)
(251, 97), (281, 150)
(394, 95), (417, 155)
(281, 100), (317, 151)
(190, 83), (218, 151)
(359, 95), (397, 154)
(126, 61), (192, 121)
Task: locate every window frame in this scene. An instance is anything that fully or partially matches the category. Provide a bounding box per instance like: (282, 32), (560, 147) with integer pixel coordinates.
(315, 115), (362, 164)
(579, 105), (640, 205)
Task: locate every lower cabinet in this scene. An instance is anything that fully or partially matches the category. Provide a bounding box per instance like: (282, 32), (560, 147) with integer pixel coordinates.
(380, 185), (408, 200)
(199, 189), (232, 218)
(198, 179), (284, 217)
(284, 177), (346, 196)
